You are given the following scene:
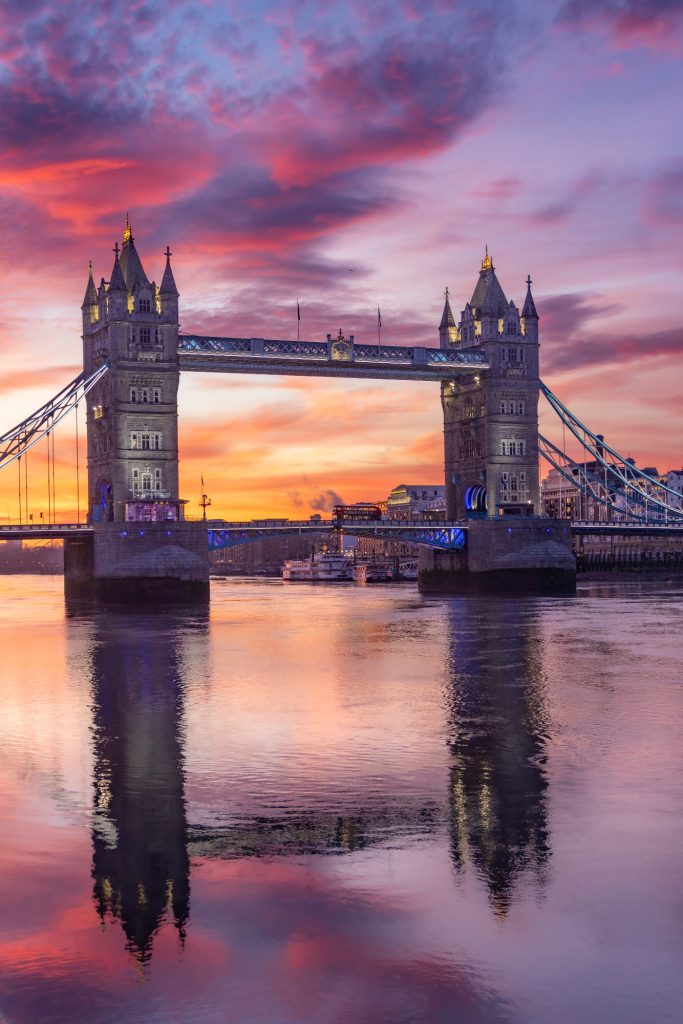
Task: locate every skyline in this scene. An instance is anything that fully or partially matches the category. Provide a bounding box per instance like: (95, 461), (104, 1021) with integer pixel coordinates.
(1, 0), (682, 520)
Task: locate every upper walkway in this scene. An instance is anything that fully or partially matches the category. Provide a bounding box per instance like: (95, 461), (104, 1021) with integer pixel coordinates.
(177, 335), (488, 381)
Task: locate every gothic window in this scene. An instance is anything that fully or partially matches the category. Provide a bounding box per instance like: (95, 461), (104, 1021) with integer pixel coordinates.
(129, 387), (138, 403)
(141, 388), (149, 403)
(501, 439), (526, 456)
(139, 328), (151, 346)
(464, 437), (476, 459)
(130, 431), (162, 450)
(141, 473), (152, 493)
(153, 388), (161, 403)
(139, 298), (151, 313)
(464, 397), (475, 419)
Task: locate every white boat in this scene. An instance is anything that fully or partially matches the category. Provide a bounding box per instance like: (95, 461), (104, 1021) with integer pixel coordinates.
(282, 552), (353, 582)
(352, 561), (393, 583)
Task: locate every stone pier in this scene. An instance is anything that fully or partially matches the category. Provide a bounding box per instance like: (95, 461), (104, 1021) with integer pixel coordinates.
(64, 522), (210, 603)
(418, 518), (576, 594)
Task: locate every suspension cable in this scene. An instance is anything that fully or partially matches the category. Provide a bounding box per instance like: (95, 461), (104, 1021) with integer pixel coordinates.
(51, 424), (56, 524)
(75, 400), (80, 524)
(47, 422), (52, 526)
(18, 454), (22, 526)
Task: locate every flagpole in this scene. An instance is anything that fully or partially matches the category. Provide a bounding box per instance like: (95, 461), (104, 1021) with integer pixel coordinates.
(377, 306), (381, 358)
(297, 298), (300, 342)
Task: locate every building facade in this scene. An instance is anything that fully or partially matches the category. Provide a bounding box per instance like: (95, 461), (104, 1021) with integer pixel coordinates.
(386, 484), (446, 520)
(82, 219), (182, 523)
(440, 252), (540, 520)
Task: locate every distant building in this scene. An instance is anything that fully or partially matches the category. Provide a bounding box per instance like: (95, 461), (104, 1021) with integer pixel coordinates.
(540, 468), (581, 520)
(665, 470), (683, 510)
(386, 484), (446, 520)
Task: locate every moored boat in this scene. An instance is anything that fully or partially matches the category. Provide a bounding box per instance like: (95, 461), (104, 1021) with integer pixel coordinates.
(282, 552), (353, 582)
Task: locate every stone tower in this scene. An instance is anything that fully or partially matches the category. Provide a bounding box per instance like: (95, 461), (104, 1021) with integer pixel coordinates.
(440, 250), (540, 520)
(81, 219), (182, 524)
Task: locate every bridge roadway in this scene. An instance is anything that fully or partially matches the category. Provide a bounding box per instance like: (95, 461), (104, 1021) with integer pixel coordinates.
(1, 519), (682, 547)
(177, 335), (488, 381)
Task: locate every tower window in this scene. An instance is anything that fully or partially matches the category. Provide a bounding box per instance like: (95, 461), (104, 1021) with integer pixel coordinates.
(152, 388), (161, 403)
(129, 387), (138, 403)
(130, 431), (162, 450)
(139, 328), (151, 346)
(139, 299), (151, 313)
(501, 439), (526, 456)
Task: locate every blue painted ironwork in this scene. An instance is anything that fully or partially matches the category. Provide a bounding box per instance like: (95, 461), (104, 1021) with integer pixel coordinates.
(0, 363), (109, 472)
(207, 520), (467, 551)
(540, 381), (683, 523)
(178, 335), (488, 380)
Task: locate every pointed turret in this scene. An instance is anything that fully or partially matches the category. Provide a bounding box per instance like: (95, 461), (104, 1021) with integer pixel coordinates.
(159, 246), (179, 322)
(469, 247), (508, 319)
(81, 262), (99, 330)
(160, 246), (179, 296)
(108, 242), (128, 319)
(81, 262), (98, 309)
(522, 275), (538, 320)
(521, 275), (539, 343)
(439, 286), (456, 348)
(118, 216), (150, 292)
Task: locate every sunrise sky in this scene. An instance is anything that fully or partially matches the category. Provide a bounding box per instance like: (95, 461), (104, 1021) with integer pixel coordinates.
(0, 0), (681, 521)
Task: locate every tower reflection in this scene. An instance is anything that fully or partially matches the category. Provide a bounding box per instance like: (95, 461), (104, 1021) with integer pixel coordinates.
(444, 598), (551, 915)
(87, 609), (205, 963)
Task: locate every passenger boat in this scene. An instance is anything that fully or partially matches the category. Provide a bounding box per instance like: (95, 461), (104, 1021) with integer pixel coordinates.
(352, 561), (393, 584)
(282, 552), (353, 582)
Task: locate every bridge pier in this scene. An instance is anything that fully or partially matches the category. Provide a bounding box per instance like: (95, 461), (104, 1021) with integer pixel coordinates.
(64, 523), (210, 603)
(418, 518), (576, 594)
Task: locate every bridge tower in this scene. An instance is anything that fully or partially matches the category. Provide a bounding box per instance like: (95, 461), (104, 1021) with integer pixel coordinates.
(440, 250), (541, 520)
(81, 218), (182, 524)
(69, 219), (209, 602)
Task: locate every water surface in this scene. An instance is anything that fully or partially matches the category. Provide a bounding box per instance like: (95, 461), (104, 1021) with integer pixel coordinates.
(1, 575), (682, 1023)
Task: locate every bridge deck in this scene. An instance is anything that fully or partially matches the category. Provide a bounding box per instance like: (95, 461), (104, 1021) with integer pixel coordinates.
(178, 335), (488, 381)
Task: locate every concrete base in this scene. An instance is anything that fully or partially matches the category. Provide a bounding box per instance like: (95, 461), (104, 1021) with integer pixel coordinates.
(418, 518), (576, 595)
(64, 522), (210, 604)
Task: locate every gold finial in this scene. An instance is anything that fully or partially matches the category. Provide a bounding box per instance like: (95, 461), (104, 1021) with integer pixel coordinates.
(481, 244), (492, 271)
(123, 212), (132, 243)
(444, 285), (449, 302)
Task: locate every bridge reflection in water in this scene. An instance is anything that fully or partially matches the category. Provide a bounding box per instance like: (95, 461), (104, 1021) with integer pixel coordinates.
(444, 599), (550, 915)
(80, 595), (551, 963)
(87, 610), (198, 963)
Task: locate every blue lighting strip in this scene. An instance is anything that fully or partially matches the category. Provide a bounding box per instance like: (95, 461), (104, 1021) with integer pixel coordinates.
(208, 525), (466, 551)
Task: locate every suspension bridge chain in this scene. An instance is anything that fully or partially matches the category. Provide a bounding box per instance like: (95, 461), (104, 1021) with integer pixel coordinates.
(539, 381), (683, 522)
(0, 364), (108, 472)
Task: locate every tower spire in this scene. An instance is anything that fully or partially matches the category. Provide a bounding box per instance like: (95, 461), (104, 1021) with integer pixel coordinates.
(123, 213), (132, 243)
(160, 245), (179, 296)
(522, 274), (538, 320)
(481, 244), (493, 272)
(439, 286), (456, 348)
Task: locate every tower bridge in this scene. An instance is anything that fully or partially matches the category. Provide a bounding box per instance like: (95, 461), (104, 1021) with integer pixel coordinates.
(1, 219), (680, 599)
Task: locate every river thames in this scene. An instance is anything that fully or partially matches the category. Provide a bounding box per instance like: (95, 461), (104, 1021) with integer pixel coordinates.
(0, 575), (681, 1024)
